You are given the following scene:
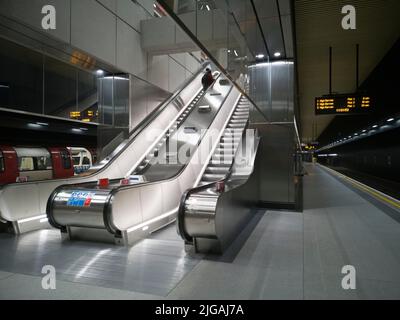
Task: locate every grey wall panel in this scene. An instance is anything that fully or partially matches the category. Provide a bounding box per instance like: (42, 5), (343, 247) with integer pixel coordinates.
(137, 0), (154, 14)
(141, 15), (176, 52)
(148, 55), (169, 91)
(116, 19), (148, 79)
(0, 0), (71, 43)
(117, 0), (148, 31)
(129, 76), (170, 131)
(270, 61), (290, 122)
(97, 0), (116, 12)
(168, 58), (186, 92)
(186, 54), (199, 73)
(250, 61), (294, 122)
(197, 10), (213, 42)
(252, 0), (278, 19)
(117, 0), (150, 32)
(212, 9), (227, 43)
(287, 62), (295, 120)
(170, 53), (186, 66)
(97, 0), (116, 13)
(281, 15), (294, 58)
(129, 77), (147, 130)
(176, 12), (196, 48)
(278, 0), (291, 16)
(71, 0), (116, 65)
(249, 63), (271, 121)
(257, 124), (295, 203)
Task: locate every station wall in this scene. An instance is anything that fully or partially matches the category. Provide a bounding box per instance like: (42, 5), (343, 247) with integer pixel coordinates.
(0, 0), (202, 93)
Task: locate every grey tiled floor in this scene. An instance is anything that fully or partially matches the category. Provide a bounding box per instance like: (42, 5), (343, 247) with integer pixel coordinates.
(1, 163), (400, 299)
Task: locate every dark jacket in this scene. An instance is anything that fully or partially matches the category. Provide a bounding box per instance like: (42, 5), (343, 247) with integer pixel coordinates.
(201, 71), (214, 89)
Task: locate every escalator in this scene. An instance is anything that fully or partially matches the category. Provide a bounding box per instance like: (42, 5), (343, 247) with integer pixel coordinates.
(0, 64), (215, 234)
(46, 81), (248, 245)
(177, 96), (261, 254)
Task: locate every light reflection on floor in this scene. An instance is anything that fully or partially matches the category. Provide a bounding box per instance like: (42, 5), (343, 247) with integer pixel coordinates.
(0, 225), (202, 296)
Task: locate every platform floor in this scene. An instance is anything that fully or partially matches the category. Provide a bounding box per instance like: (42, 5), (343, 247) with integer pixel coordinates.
(1, 163), (400, 299)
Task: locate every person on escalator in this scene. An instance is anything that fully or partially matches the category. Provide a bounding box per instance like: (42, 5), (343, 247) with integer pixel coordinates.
(201, 68), (214, 91)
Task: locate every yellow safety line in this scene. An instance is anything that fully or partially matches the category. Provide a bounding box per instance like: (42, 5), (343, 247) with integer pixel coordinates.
(318, 164), (400, 210)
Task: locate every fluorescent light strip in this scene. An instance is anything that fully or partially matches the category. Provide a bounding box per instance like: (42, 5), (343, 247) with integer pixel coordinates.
(103, 76), (129, 81)
(126, 207), (178, 233)
(249, 61), (294, 67)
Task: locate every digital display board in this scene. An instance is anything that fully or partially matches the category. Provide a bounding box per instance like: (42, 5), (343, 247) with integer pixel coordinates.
(315, 94), (372, 115)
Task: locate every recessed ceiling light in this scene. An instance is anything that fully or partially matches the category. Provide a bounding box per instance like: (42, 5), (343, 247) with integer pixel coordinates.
(96, 69), (104, 75)
(274, 52), (281, 57)
(387, 118), (395, 122)
(372, 125), (378, 128)
(256, 54), (265, 59)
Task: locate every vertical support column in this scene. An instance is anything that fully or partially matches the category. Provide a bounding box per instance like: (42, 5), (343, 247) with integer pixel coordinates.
(329, 46), (332, 94)
(356, 43), (359, 90)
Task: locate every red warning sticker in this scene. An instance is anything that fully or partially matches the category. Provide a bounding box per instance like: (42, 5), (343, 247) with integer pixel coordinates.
(84, 197), (92, 207)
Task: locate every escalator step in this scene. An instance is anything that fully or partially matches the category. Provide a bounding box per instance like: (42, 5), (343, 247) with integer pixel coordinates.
(230, 119), (248, 124)
(212, 154), (234, 160)
(219, 143), (236, 148)
(228, 124), (246, 128)
(205, 167), (230, 174)
(216, 147), (235, 153)
(209, 160), (232, 166)
(202, 174), (225, 181)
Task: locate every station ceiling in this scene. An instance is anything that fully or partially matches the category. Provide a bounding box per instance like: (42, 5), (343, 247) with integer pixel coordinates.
(294, 0), (400, 143)
(228, 0), (294, 60)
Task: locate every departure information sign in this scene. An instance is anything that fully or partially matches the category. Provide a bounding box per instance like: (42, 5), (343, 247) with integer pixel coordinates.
(315, 94), (372, 115)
